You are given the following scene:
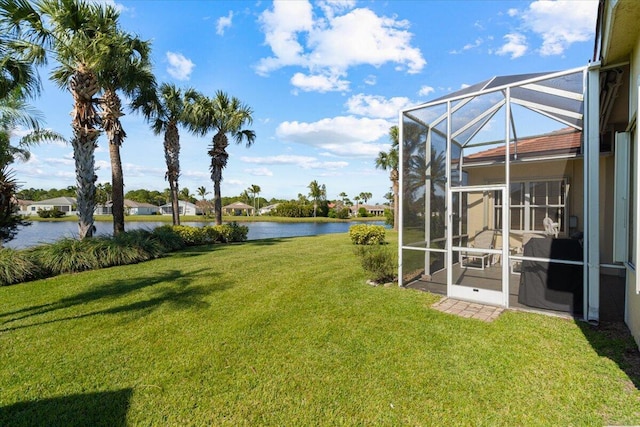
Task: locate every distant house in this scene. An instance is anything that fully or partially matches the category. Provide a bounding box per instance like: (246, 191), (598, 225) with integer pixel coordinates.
(26, 196), (76, 216)
(350, 204), (387, 217)
(15, 199), (33, 216)
(259, 203), (279, 215)
(95, 199), (158, 215)
(159, 200), (203, 216)
(223, 201), (254, 216)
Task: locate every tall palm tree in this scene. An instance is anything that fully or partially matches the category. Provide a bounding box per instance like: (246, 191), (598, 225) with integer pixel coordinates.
(97, 29), (155, 235)
(307, 180), (325, 217)
(247, 184), (260, 215)
(375, 125), (399, 230)
(135, 84), (197, 226)
(7, 0), (122, 239)
(188, 91), (256, 225)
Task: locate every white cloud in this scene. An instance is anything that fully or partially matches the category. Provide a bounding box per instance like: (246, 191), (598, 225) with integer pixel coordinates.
(364, 74), (377, 86)
(166, 52), (195, 81)
(522, 0), (598, 56)
(241, 155), (348, 170)
(216, 11), (233, 36)
(418, 86), (435, 97)
(507, 8), (519, 17)
(244, 167), (273, 176)
(86, 0), (127, 12)
(345, 94), (412, 119)
(256, 1), (425, 92)
(290, 72), (349, 93)
(276, 116), (391, 157)
(496, 33), (528, 59)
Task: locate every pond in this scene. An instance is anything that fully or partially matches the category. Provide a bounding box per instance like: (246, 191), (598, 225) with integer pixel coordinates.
(5, 220), (386, 249)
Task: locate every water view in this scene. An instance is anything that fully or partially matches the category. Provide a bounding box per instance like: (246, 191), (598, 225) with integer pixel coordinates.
(5, 220), (385, 249)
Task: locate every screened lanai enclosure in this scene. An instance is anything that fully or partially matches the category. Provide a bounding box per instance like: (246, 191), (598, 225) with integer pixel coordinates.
(399, 66), (613, 320)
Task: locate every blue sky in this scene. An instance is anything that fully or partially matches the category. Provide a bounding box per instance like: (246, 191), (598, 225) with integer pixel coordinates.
(13, 0), (599, 204)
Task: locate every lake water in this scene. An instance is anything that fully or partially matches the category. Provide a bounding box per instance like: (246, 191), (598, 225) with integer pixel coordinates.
(5, 220), (385, 249)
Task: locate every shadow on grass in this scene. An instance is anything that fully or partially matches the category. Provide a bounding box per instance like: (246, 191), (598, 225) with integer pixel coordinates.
(577, 320), (640, 390)
(0, 388), (133, 427)
(0, 268), (229, 332)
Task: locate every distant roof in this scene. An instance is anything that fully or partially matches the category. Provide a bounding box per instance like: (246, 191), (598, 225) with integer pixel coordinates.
(465, 128), (582, 163)
(30, 196), (76, 205)
(223, 201), (254, 210)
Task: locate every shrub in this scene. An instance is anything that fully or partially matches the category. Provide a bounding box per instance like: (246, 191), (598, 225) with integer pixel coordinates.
(151, 225), (186, 251)
(353, 245), (397, 284)
(0, 248), (42, 285)
(37, 207), (66, 218)
(215, 222), (248, 243)
(357, 207), (368, 217)
(32, 238), (101, 275)
(384, 208), (394, 226)
(271, 202), (314, 218)
(171, 225), (209, 246)
(349, 224), (386, 245)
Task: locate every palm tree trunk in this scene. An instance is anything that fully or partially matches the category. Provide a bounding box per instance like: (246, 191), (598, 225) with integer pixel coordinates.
(213, 179), (222, 225)
(391, 169), (399, 231)
(70, 67), (100, 240)
(101, 89), (126, 235)
(209, 133), (228, 226)
(164, 123), (181, 225)
(169, 180), (180, 225)
(109, 142), (125, 235)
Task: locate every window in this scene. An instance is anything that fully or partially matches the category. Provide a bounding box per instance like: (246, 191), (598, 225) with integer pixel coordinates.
(494, 179), (567, 233)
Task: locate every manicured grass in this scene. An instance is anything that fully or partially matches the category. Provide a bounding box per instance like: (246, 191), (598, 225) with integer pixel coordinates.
(1, 233), (639, 425)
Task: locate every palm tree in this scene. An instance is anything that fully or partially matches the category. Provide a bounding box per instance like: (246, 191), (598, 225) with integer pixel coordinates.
(7, 0), (123, 239)
(247, 184), (260, 215)
(97, 28), (155, 235)
(358, 191), (372, 204)
(376, 125), (399, 230)
(307, 180), (325, 217)
(0, 0), (46, 100)
(197, 186), (209, 200)
(0, 91), (63, 244)
(135, 84), (197, 226)
(188, 91), (256, 225)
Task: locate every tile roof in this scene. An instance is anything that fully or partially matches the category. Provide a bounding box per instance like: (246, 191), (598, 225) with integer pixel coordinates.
(465, 128), (582, 163)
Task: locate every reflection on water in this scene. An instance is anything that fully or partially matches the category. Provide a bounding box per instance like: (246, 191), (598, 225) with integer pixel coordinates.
(5, 220), (385, 249)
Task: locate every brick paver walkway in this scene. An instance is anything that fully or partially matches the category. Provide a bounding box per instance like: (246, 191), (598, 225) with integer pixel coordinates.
(432, 297), (504, 322)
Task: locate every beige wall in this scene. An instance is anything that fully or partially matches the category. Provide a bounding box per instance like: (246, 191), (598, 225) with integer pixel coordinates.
(466, 158), (584, 251)
(625, 33), (640, 347)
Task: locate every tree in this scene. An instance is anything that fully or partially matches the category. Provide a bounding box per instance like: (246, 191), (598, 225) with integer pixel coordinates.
(136, 84), (197, 226)
(7, 0), (123, 239)
(197, 186), (209, 200)
(98, 28), (155, 235)
(375, 125), (399, 230)
(0, 0), (46, 100)
(358, 192), (372, 204)
(179, 187), (195, 203)
(188, 91), (256, 225)
(0, 90), (63, 244)
(247, 184), (260, 215)
(307, 180), (326, 218)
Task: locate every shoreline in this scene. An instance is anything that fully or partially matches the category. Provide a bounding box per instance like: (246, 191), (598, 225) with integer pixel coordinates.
(25, 215), (387, 224)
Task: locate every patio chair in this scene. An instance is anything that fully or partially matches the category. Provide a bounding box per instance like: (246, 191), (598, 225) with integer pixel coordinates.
(460, 230), (495, 270)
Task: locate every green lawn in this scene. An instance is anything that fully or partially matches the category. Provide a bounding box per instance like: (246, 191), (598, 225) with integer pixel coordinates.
(1, 233), (639, 425)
